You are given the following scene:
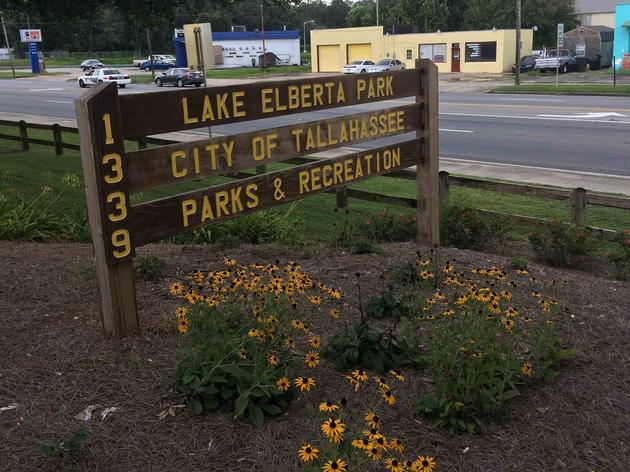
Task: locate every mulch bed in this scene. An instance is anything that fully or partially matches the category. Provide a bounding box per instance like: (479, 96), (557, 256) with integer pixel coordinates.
(1, 240), (629, 472)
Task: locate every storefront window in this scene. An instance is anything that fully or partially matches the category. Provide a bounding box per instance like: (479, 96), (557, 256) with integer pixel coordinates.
(419, 44), (446, 63)
(465, 42), (497, 62)
(406, 49), (413, 60)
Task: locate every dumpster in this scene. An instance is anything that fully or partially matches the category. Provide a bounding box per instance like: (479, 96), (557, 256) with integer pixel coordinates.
(576, 57), (587, 72)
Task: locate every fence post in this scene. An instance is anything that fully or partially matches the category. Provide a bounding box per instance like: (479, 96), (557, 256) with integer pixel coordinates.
(336, 187), (348, 209)
(439, 171), (450, 201)
(18, 120), (29, 151)
(137, 136), (147, 149)
(416, 59), (440, 246)
(571, 187), (587, 226)
(52, 124), (63, 155)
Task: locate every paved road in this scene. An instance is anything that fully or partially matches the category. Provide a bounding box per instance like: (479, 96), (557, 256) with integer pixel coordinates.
(1, 77), (630, 177)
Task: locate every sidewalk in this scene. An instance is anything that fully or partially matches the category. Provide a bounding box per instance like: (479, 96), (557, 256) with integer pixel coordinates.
(2, 112), (628, 197)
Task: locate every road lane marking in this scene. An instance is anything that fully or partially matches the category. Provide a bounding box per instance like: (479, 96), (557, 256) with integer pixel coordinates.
(28, 88), (64, 91)
(441, 111), (630, 125)
(499, 98), (565, 102)
(440, 128), (474, 133)
(538, 112), (626, 119)
(441, 102), (630, 113)
(45, 100), (72, 104)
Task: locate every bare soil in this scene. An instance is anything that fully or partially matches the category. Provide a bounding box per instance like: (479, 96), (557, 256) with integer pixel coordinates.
(1, 241), (629, 472)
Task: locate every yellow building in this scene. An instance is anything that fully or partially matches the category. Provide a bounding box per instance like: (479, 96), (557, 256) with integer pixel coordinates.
(310, 26), (533, 74)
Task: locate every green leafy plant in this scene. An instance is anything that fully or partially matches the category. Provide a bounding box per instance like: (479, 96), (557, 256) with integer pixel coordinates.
(510, 258), (529, 270)
(135, 255), (167, 281)
(366, 289), (409, 320)
(389, 260), (421, 287)
(40, 428), (88, 461)
(441, 200), (510, 250)
(528, 221), (592, 267)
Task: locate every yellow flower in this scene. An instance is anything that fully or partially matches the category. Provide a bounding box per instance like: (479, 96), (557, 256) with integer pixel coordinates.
(305, 351), (320, 368)
(283, 337), (296, 350)
(412, 455), (436, 472)
(365, 445), (383, 461)
(322, 459), (347, 472)
(351, 369), (368, 382)
(501, 317), (515, 333)
(177, 318), (189, 334)
(268, 354), (280, 366)
(308, 295), (322, 305)
(309, 335), (321, 349)
(318, 401), (339, 413)
(373, 434), (388, 451)
(329, 308), (340, 319)
(169, 282), (184, 295)
(276, 377), (290, 392)
(351, 438), (371, 450)
(382, 389), (396, 406)
(521, 361), (533, 377)
(298, 444), (319, 462)
(294, 376), (315, 392)
(175, 306), (188, 318)
(389, 437), (404, 453)
(363, 428), (382, 441)
(321, 418), (345, 444)
(419, 270), (434, 280)
(223, 256), (236, 266)
(442, 309), (455, 317)
(389, 370), (405, 382)
(365, 411), (380, 429)
(384, 457), (405, 472)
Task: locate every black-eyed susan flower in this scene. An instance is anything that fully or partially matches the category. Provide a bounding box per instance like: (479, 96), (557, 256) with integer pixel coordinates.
(177, 318), (189, 334)
(384, 457), (405, 472)
(365, 411), (380, 429)
(412, 455), (436, 472)
(268, 354), (280, 366)
(223, 257), (236, 266)
(305, 351), (320, 368)
(382, 389), (396, 406)
(389, 370), (405, 382)
(298, 444), (319, 462)
(321, 418), (345, 444)
(442, 309), (455, 317)
(169, 282), (184, 295)
(239, 348), (247, 360)
(310, 335), (321, 349)
(419, 270), (434, 280)
(364, 428), (383, 442)
(389, 437), (404, 453)
(295, 377), (315, 392)
(521, 361), (533, 377)
(505, 307), (519, 317)
(308, 295), (322, 305)
(284, 337), (295, 350)
(319, 401), (338, 413)
(276, 377), (290, 392)
(365, 446), (383, 461)
(501, 317), (515, 333)
(329, 308), (340, 319)
(322, 459), (347, 472)
(351, 369), (368, 382)
(373, 434), (388, 451)
(175, 306), (188, 318)
(351, 438), (371, 450)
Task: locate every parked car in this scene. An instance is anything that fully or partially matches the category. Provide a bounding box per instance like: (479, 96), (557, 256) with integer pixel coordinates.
(80, 59), (104, 71)
(512, 55), (537, 73)
(535, 49), (577, 74)
(155, 68), (203, 87)
(78, 68), (130, 88)
(367, 59), (405, 72)
(342, 60), (375, 74)
(133, 54), (177, 68)
(139, 59), (176, 71)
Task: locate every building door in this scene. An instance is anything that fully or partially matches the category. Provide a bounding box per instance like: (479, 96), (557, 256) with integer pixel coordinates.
(317, 45), (341, 72)
(347, 43), (372, 63)
(451, 43), (460, 72)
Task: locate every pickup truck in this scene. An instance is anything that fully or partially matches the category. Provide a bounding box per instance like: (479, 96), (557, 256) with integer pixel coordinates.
(132, 54), (176, 68)
(535, 49), (577, 74)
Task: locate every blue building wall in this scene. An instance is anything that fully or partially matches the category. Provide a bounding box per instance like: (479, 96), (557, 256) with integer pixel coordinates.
(614, 4), (630, 70)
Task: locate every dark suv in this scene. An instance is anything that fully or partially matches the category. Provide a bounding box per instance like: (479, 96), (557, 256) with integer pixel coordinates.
(155, 68), (204, 87)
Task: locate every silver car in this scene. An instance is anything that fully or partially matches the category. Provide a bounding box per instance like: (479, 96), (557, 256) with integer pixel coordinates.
(367, 59), (405, 73)
(342, 60), (375, 74)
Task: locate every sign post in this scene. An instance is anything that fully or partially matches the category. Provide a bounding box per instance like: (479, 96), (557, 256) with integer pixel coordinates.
(556, 23), (564, 88)
(20, 29), (43, 74)
(76, 65), (439, 337)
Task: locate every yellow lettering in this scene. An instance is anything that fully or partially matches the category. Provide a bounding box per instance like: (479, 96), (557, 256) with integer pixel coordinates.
(377, 76), (385, 97)
(171, 151), (187, 178)
(261, 88), (274, 113)
(383, 149), (392, 169)
(387, 111), (396, 131)
(344, 158), (354, 181)
(370, 116), (379, 136)
(201, 95), (215, 122)
(217, 93), (229, 119)
(357, 79), (366, 100)
(301, 84), (312, 108)
(313, 83), (324, 106)
(215, 191), (230, 217)
(316, 125), (325, 148)
(182, 199), (197, 227)
(292, 128), (303, 152)
(354, 157), (363, 178)
(324, 82), (334, 103)
(201, 195), (214, 222)
(106, 191), (127, 221)
(193, 147), (201, 174)
(364, 154), (373, 173)
(182, 97), (198, 125)
(368, 79), (375, 99)
(245, 183), (259, 208)
(311, 167), (322, 190)
(337, 82), (346, 103)
(102, 113), (114, 145)
(396, 110), (404, 130)
(327, 124), (338, 145)
(266, 133), (278, 157)
(322, 164), (333, 187)
(233, 91), (246, 117)
(349, 120), (359, 141)
(392, 146), (400, 167)
(222, 141), (234, 167)
(339, 122), (348, 143)
(252, 136), (265, 161)
(288, 86), (300, 109)
(111, 229), (130, 259)
(333, 162), (344, 184)
(298, 171), (310, 194)
(386, 76), (393, 95)
(379, 114), (388, 134)
(206, 143), (220, 170)
(360, 119), (369, 138)
(274, 88), (287, 111)
(230, 186), (243, 213)
(305, 129), (316, 150)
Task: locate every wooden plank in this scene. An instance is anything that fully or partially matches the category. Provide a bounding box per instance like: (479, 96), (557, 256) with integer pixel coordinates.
(19, 120), (28, 151)
(416, 59), (440, 246)
(119, 69), (421, 138)
(52, 124), (63, 155)
(587, 193), (630, 210)
(0, 133), (21, 142)
(345, 188), (416, 208)
(449, 175), (571, 201)
(129, 139), (422, 246)
(571, 187), (587, 226)
(126, 104), (418, 193)
(75, 82), (138, 337)
(62, 143), (81, 151)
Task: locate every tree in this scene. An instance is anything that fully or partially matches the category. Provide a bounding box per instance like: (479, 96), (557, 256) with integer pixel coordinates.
(346, 0), (376, 27)
(412, 0), (449, 33)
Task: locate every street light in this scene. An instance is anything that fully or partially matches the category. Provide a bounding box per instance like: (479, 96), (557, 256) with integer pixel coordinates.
(303, 20), (315, 54)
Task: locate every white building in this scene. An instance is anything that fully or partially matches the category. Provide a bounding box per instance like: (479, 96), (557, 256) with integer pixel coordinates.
(212, 30), (301, 67)
(0, 48), (14, 60)
(575, 0), (626, 28)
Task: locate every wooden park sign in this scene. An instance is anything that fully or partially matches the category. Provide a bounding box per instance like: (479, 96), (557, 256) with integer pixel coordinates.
(75, 59), (439, 337)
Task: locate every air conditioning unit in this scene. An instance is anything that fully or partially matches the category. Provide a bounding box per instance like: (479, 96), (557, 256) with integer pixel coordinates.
(231, 25), (246, 32)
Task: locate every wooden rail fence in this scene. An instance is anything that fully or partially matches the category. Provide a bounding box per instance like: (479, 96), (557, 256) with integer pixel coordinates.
(1, 118), (629, 236)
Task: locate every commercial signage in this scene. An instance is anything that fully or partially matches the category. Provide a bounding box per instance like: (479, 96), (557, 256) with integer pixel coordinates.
(20, 29), (42, 43)
(557, 23), (564, 47)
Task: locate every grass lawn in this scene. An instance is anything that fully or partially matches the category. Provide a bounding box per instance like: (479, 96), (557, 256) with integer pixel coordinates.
(130, 65), (310, 84)
(0, 71), (69, 79)
(0, 57), (135, 68)
(1, 137), (629, 243)
(490, 83), (630, 96)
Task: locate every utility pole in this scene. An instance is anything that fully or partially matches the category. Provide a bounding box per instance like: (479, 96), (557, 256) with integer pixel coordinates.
(260, 3), (267, 70)
(376, 0), (380, 26)
(145, 27), (154, 80)
(515, 0), (522, 86)
(303, 20), (315, 55)
(0, 13), (15, 79)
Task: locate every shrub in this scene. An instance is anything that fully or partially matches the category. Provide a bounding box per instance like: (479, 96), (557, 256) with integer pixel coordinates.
(366, 290), (409, 320)
(510, 258), (528, 270)
(135, 255), (167, 281)
(441, 200), (510, 250)
(40, 428), (88, 461)
(334, 209), (417, 247)
(528, 221), (592, 267)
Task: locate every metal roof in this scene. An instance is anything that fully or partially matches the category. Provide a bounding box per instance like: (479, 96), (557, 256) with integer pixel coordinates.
(212, 30), (299, 41)
(575, 0), (628, 14)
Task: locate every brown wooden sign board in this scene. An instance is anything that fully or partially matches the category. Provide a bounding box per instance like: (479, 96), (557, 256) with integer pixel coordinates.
(75, 60), (439, 337)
